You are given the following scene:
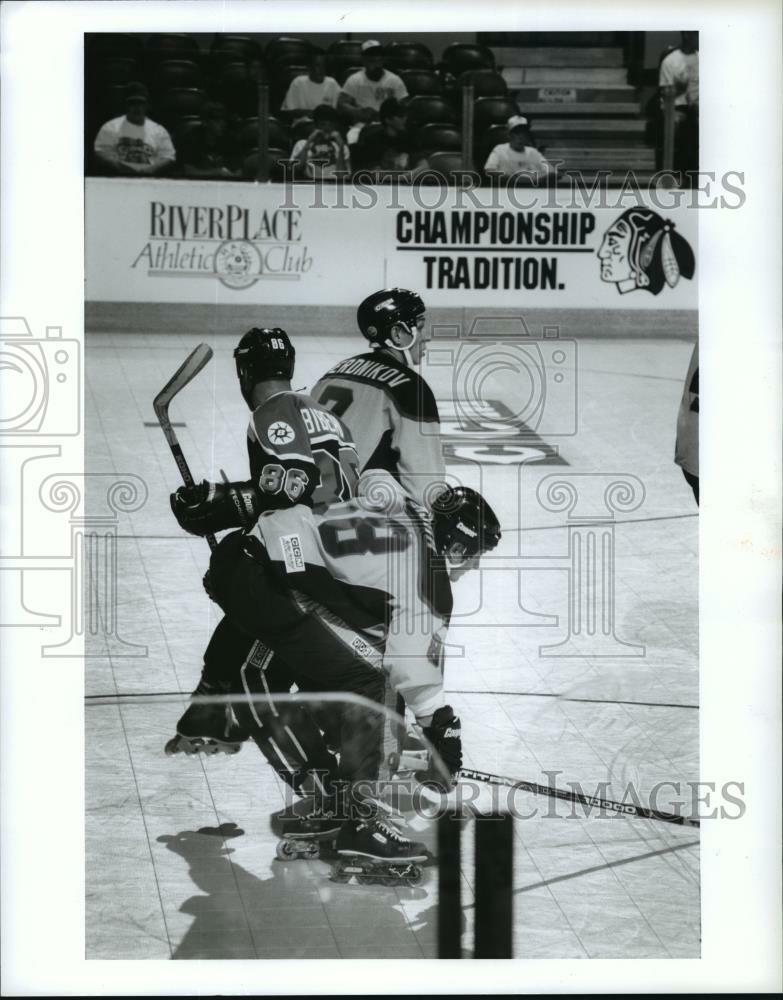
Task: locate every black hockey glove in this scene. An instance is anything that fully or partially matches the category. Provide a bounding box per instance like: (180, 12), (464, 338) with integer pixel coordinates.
(170, 479), (261, 537)
(420, 705), (462, 790)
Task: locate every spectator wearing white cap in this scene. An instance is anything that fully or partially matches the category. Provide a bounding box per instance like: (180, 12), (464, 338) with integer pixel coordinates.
(484, 115), (551, 180)
(338, 40), (409, 123)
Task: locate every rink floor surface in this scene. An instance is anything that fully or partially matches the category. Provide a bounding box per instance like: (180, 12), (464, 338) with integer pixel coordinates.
(85, 327), (699, 960)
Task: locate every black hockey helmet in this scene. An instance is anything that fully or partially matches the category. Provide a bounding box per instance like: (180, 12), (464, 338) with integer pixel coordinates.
(234, 327), (295, 405)
(357, 288), (425, 345)
(431, 487), (501, 561)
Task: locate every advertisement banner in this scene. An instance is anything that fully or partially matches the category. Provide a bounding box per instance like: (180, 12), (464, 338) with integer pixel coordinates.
(86, 179), (697, 311)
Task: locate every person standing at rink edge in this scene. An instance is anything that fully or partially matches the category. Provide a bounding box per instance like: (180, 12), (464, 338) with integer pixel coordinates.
(675, 342), (699, 504)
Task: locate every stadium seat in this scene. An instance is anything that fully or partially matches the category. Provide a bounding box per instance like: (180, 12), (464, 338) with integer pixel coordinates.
(399, 70), (443, 96)
(145, 34), (200, 59)
(152, 59), (203, 91)
(404, 95), (458, 127)
(327, 40), (364, 77)
(214, 62), (263, 115)
(416, 123), (462, 153)
(265, 37), (314, 66)
(457, 69), (507, 98)
(385, 42), (434, 71)
(338, 64), (363, 86)
(480, 122), (509, 158)
(89, 34), (143, 60)
(291, 117), (315, 141)
(171, 116), (204, 152)
(242, 147), (293, 180)
(210, 34), (263, 63)
(96, 84), (135, 121)
(158, 88), (207, 122)
(271, 64), (309, 107)
(238, 117), (291, 153)
(95, 57), (140, 87)
(473, 95), (520, 131)
(441, 42), (495, 75)
(427, 150), (467, 172)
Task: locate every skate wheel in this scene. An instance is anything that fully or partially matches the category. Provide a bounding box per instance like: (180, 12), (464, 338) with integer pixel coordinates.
(406, 866), (424, 887)
(329, 865), (351, 884)
(276, 840), (299, 861)
(387, 752), (400, 772)
(302, 842), (321, 859)
(164, 737), (181, 756)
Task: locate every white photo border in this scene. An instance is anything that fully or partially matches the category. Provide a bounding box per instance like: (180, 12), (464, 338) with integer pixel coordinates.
(1, 0), (781, 994)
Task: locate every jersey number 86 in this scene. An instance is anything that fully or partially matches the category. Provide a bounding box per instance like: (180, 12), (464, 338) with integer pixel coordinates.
(259, 463), (309, 501)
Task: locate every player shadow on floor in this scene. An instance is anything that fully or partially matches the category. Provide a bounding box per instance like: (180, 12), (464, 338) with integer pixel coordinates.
(158, 822), (442, 959)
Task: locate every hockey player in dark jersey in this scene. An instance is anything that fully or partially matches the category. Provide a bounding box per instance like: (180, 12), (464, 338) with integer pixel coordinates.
(166, 327), (361, 767)
(173, 467), (501, 870)
(311, 288), (446, 509)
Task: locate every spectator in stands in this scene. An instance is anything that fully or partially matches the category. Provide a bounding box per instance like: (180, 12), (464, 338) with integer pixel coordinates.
(338, 40), (408, 123)
(483, 115), (551, 181)
(180, 101), (241, 179)
(354, 98), (416, 170)
(291, 103), (350, 179)
(659, 31), (699, 179)
(93, 83), (175, 176)
(281, 53), (341, 115)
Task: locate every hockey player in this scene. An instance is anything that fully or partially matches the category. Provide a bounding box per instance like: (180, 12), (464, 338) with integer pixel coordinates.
(310, 288), (449, 763)
(311, 288), (446, 510)
(675, 342), (699, 504)
(167, 326), (362, 770)
(172, 468), (501, 867)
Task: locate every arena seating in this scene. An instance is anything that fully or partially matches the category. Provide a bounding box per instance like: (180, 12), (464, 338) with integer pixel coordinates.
(85, 32), (662, 183)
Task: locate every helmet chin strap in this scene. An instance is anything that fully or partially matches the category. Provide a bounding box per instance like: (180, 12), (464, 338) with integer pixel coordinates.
(383, 322), (419, 367)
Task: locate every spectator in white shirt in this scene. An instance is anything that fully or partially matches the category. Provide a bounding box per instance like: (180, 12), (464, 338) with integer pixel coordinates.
(281, 53), (341, 115)
(93, 84), (176, 176)
(658, 32), (699, 109)
(290, 104), (350, 180)
(658, 32), (699, 180)
(338, 40), (408, 124)
(483, 115), (551, 180)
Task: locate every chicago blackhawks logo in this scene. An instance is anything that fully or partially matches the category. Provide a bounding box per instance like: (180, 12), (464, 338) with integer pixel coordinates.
(597, 208), (695, 295)
(267, 421), (295, 445)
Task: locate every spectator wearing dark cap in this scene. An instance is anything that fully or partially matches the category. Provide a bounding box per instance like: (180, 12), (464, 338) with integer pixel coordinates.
(354, 97), (416, 170)
(290, 104), (350, 179)
(93, 83), (175, 176)
(338, 40), (408, 123)
(484, 115), (551, 180)
(281, 52), (341, 115)
(180, 102), (241, 179)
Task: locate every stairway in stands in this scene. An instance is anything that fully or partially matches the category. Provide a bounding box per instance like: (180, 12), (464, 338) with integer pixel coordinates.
(491, 44), (654, 178)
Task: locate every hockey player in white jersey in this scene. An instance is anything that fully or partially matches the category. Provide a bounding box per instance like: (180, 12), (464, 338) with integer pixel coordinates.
(175, 467), (501, 871)
(311, 288), (449, 766)
(311, 288), (446, 509)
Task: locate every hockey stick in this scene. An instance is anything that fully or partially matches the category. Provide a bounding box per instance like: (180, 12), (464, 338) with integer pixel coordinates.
(458, 766), (701, 828)
(153, 343), (217, 551)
